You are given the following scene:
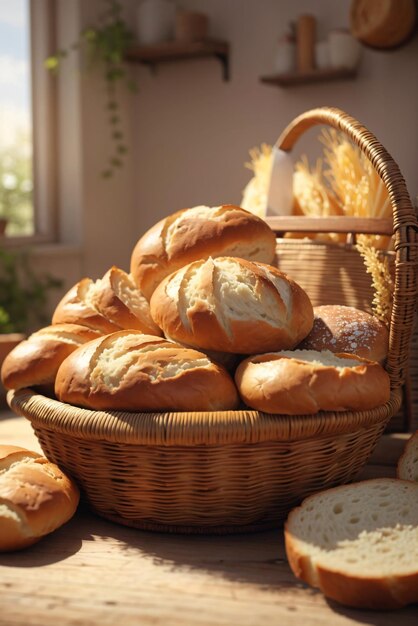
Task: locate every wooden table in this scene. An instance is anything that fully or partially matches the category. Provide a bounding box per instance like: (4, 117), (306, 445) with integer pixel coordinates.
(0, 411), (416, 626)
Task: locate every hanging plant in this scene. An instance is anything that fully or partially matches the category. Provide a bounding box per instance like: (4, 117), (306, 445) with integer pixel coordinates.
(45, 0), (137, 179)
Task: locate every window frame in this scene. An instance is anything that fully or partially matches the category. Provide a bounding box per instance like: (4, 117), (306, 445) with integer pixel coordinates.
(1, 0), (57, 247)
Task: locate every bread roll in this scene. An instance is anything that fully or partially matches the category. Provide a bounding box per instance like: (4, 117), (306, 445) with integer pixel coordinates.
(55, 331), (239, 412)
(285, 478), (418, 609)
(0, 445), (79, 552)
(1, 323), (102, 392)
(130, 204), (277, 299)
(52, 278), (121, 333)
(299, 305), (389, 363)
(53, 268), (162, 335)
(397, 430), (418, 482)
(235, 349), (390, 414)
(150, 257), (314, 354)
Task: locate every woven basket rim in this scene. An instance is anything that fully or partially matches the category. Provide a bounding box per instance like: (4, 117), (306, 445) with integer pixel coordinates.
(8, 387), (402, 446)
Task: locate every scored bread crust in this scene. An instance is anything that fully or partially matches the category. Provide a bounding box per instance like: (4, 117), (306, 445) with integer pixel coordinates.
(235, 350), (390, 414)
(55, 331), (239, 412)
(397, 430), (418, 482)
(284, 479), (418, 609)
(52, 279), (121, 333)
(88, 266), (162, 335)
(298, 304), (389, 363)
(130, 204), (277, 299)
(1, 323), (103, 391)
(0, 445), (79, 552)
(150, 257), (314, 354)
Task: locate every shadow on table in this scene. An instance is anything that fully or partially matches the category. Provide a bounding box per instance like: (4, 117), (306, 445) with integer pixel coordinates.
(326, 598), (418, 625)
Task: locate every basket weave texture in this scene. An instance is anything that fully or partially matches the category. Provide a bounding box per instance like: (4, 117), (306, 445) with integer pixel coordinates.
(8, 107), (418, 534)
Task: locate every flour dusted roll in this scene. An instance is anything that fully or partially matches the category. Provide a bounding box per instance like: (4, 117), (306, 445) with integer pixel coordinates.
(130, 204), (277, 299)
(299, 305), (389, 363)
(55, 331), (239, 412)
(1, 324), (103, 392)
(52, 268), (162, 335)
(0, 445), (79, 552)
(150, 257), (314, 354)
(235, 350), (390, 414)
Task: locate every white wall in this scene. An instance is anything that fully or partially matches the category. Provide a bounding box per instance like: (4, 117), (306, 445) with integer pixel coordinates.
(131, 0), (418, 234)
(33, 0), (418, 301)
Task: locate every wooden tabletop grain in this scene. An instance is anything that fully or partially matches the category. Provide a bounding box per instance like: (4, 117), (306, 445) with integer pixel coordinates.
(0, 411), (416, 626)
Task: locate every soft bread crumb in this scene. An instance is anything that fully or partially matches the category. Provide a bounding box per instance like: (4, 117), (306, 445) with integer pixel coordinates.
(287, 480), (418, 577)
(112, 270), (156, 326)
(277, 349), (361, 369)
(89, 335), (212, 390)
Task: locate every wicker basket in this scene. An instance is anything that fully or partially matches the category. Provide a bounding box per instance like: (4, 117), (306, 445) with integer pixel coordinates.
(8, 107), (418, 534)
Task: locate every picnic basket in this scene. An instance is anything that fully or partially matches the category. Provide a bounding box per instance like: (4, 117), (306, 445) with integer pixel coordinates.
(8, 107), (418, 534)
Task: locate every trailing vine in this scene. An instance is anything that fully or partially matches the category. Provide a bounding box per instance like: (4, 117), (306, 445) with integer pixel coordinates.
(45, 0), (137, 179)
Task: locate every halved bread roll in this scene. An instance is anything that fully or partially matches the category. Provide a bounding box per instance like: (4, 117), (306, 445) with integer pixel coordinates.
(1, 323), (103, 392)
(150, 257), (314, 354)
(285, 478), (418, 609)
(0, 445), (79, 552)
(130, 204), (277, 299)
(299, 304), (389, 363)
(55, 331), (239, 412)
(235, 349), (390, 414)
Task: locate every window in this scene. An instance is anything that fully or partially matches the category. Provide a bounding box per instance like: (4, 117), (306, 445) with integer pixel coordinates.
(0, 0), (56, 243)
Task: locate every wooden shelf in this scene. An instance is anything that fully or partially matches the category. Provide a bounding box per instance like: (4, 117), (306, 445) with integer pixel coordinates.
(126, 39), (230, 81)
(260, 66), (357, 87)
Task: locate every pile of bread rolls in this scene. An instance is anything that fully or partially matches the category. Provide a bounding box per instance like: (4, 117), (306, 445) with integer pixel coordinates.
(1, 204), (391, 414)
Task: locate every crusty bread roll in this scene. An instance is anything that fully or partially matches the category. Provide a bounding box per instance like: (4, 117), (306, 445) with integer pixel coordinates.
(52, 278), (121, 333)
(285, 478), (418, 609)
(52, 268), (162, 335)
(150, 257), (314, 354)
(397, 430), (418, 482)
(130, 204), (277, 299)
(0, 445), (79, 552)
(55, 331), (239, 412)
(1, 323), (102, 392)
(299, 304), (389, 363)
(235, 349), (390, 414)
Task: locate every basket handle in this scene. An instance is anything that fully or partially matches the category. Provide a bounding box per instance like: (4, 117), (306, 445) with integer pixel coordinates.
(276, 107), (418, 390)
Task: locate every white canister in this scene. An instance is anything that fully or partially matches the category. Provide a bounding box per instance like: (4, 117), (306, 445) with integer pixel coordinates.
(328, 29), (362, 69)
(315, 41), (330, 70)
(136, 0), (175, 45)
(274, 32), (296, 74)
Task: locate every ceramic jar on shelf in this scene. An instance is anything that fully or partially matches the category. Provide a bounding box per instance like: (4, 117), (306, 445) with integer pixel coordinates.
(136, 0), (176, 45)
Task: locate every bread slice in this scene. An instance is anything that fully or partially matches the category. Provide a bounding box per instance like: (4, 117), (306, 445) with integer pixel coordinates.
(398, 430), (418, 482)
(284, 478), (418, 609)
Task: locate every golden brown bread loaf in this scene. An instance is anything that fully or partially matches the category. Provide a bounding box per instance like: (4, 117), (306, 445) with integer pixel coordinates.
(130, 204), (277, 299)
(298, 305), (389, 363)
(55, 331), (239, 412)
(52, 267), (161, 335)
(235, 349), (391, 414)
(150, 257), (314, 354)
(0, 445), (79, 552)
(1, 323), (103, 392)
